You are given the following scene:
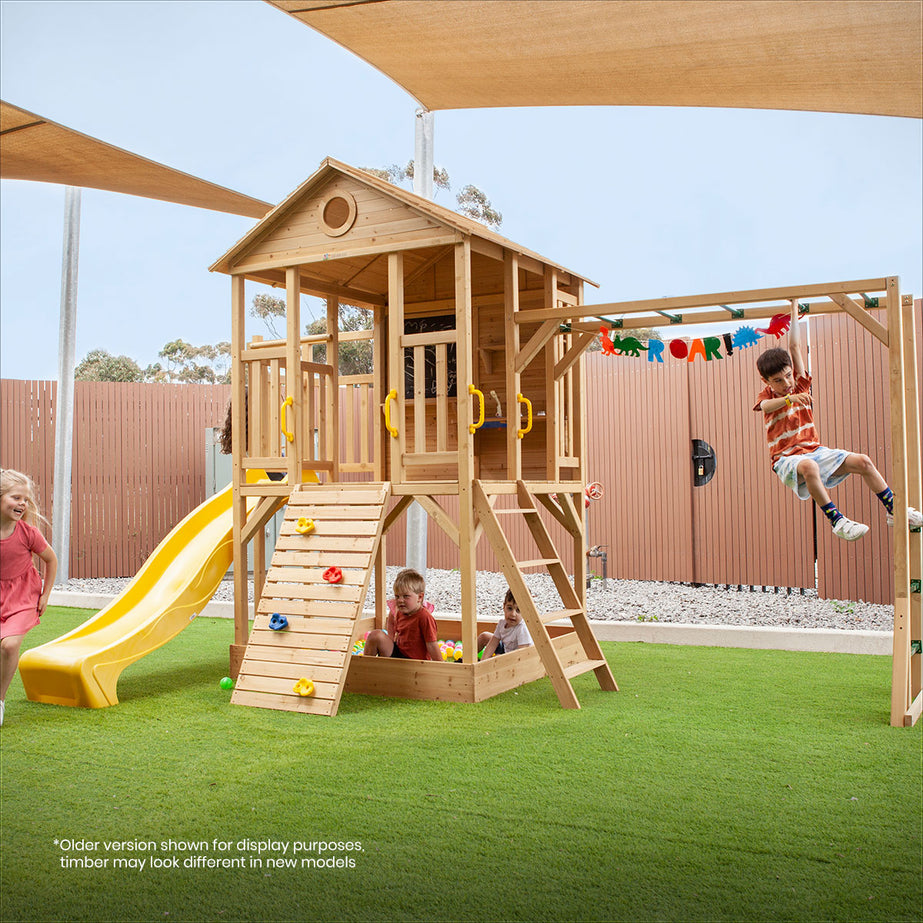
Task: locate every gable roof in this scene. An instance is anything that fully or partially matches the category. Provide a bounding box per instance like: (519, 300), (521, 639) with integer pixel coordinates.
(210, 156), (595, 284)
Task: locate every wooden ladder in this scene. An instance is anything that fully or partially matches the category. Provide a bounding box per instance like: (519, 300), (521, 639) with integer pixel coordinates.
(473, 479), (618, 709)
(231, 482), (390, 716)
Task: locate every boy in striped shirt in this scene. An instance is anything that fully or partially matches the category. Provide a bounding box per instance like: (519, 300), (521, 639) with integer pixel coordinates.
(753, 300), (922, 541)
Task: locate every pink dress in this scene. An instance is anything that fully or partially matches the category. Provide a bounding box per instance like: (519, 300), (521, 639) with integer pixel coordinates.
(0, 520), (47, 638)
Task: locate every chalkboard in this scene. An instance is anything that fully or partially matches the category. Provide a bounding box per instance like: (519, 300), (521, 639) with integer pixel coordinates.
(403, 314), (458, 399)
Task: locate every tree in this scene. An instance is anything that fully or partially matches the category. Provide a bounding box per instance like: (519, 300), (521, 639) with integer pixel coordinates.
(306, 305), (373, 376)
(152, 339), (232, 384)
(250, 293), (285, 339)
(74, 348), (146, 382)
(361, 160), (502, 229)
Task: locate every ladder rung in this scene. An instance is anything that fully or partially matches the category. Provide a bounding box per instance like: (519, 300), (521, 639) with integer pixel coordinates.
(493, 508), (539, 515)
(518, 558), (558, 569)
(563, 659), (607, 679)
(541, 608), (584, 624)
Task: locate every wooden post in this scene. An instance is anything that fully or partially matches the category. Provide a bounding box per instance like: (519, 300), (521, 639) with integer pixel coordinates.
(387, 254), (405, 489)
(886, 278), (912, 726)
(544, 268), (558, 480)
(373, 302), (387, 625)
(901, 292), (922, 725)
(285, 268), (302, 486)
(326, 294), (340, 480)
(504, 251), (522, 480)
(455, 239), (478, 659)
(573, 280), (588, 610)
(230, 273), (249, 654)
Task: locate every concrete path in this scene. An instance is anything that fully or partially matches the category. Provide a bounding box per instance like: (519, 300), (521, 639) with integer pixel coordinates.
(49, 590), (891, 656)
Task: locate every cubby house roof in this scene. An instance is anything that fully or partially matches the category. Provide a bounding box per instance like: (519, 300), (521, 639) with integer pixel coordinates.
(209, 157), (595, 303)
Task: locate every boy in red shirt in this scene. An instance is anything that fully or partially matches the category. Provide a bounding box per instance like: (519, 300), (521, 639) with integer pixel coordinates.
(753, 300), (922, 541)
(363, 568), (442, 661)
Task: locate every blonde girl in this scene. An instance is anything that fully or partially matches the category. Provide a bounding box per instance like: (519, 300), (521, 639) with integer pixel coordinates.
(1, 469), (57, 726)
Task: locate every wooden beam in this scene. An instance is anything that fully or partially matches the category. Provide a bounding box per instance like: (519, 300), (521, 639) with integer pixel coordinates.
(382, 494), (414, 533)
(240, 496), (285, 545)
(504, 251), (522, 479)
(455, 239), (478, 659)
(415, 495), (460, 547)
(231, 232), (462, 277)
(404, 245), (452, 287)
(231, 273), (249, 646)
(518, 278), (891, 324)
(886, 278), (912, 727)
(828, 292), (889, 346)
(553, 331), (597, 381)
(515, 319), (559, 374)
(387, 253), (405, 484)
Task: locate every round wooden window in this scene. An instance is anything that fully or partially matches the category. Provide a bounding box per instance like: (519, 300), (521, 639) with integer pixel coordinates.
(319, 192), (357, 237)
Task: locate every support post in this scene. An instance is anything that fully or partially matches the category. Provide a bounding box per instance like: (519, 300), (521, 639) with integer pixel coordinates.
(52, 186), (80, 581)
(285, 268), (302, 485)
(886, 278), (913, 726)
(455, 240), (477, 658)
(230, 274), (249, 653)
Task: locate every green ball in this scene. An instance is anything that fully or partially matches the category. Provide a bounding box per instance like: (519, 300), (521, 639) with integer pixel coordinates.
(219, 676), (234, 690)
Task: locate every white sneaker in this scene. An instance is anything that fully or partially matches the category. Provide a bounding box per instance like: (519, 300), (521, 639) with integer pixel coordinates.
(833, 517), (869, 541)
(887, 507), (923, 529)
(0, 700), (4, 727)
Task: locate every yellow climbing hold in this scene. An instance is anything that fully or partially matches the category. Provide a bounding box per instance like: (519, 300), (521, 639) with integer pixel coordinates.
(293, 678), (315, 697)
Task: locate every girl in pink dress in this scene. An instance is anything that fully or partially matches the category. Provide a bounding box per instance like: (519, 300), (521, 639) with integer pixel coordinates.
(1, 469), (57, 726)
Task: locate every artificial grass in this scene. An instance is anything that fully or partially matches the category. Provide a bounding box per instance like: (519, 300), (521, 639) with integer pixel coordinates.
(1, 607), (920, 923)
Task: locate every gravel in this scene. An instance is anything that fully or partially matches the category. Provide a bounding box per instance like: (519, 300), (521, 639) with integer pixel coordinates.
(57, 566), (893, 632)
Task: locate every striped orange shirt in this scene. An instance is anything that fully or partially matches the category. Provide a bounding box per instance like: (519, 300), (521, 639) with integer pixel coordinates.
(753, 373), (821, 468)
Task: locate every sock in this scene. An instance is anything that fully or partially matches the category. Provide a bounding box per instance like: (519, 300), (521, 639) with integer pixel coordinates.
(877, 487), (894, 515)
(821, 502), (843, 527)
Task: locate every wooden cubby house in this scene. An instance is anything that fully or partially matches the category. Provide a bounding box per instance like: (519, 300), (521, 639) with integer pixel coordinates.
(210, 157), (617, 716)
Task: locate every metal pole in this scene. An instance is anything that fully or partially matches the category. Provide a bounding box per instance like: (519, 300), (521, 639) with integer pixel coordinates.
(52, 186), (80, 581)
(406, 109), (435, 576)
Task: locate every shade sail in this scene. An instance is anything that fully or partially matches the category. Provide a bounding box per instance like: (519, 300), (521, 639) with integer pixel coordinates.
(269, 0), (922, 118)
(0, 101), (272, 218)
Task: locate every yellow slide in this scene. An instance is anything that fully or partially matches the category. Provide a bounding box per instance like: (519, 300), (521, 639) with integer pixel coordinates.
(21, 483), (256, 708)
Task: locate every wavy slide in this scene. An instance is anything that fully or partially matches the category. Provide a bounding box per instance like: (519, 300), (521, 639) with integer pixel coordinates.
(20, 483), (258, 708)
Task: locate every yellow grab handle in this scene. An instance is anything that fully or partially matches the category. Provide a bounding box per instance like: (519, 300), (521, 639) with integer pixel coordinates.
(384, 388), (399, 438)
(516, 392), (533, 439)
(468, 384), (485, 434)
(281, 395), (295, 443)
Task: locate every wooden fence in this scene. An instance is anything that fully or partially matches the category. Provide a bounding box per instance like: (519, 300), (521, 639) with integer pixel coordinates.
(1, 380), (231, 577)
(2, 302), (918, 599)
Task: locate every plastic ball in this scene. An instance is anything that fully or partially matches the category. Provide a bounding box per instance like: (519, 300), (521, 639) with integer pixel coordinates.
(453, 649), (463, 661)
(219, 676), (234, 690)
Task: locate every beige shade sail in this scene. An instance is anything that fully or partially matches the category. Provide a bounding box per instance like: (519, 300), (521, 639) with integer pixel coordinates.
(1, 100), (273, 218)
(269, 0), (922, 118)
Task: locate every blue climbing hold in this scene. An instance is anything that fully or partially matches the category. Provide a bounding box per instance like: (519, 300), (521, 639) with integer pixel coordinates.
(269, 613), (289, 631)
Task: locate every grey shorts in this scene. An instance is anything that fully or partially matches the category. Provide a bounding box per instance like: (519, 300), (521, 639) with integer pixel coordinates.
(773, 447), (851, 500)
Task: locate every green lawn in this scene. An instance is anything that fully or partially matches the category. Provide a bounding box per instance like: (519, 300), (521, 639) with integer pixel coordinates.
(1, 607), (920, 923)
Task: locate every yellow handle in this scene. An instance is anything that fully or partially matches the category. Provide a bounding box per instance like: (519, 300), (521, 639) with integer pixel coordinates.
(516, 392), (533, 439)
(384, 388), (398, 438)
(281, 395), (294, 443)
(468, 384), (485, 434)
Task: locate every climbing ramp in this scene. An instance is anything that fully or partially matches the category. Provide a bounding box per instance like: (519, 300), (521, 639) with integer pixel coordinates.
(473, 480), (618, 709)
(231, 482), (390, 716)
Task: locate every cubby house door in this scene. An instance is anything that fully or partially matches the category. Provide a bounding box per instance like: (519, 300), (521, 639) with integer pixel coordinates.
(391, 317), (460, 482)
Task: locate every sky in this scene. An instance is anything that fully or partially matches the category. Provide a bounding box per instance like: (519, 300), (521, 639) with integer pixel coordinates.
(1, 0), (921, 383)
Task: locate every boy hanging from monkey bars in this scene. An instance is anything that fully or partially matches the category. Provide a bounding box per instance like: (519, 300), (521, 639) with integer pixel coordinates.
(753, 299), (922, 541)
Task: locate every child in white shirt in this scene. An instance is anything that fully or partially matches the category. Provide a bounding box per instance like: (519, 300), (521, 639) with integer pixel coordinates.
(478, 590), (532, 658)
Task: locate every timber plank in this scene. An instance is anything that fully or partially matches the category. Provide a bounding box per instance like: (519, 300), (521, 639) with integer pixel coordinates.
(233, 482), (390, 715)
